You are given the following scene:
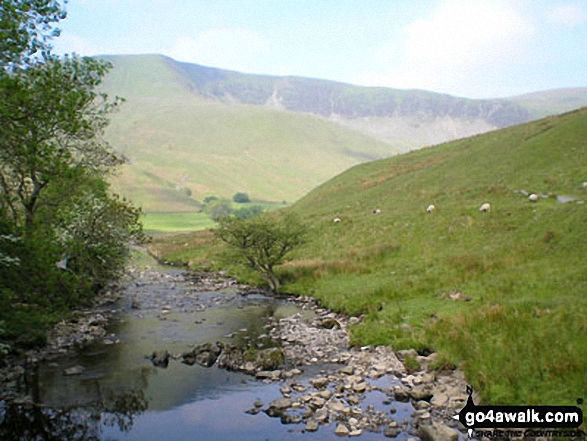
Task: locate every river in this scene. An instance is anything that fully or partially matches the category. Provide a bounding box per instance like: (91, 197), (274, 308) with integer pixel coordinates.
(0, 266), (447, 440)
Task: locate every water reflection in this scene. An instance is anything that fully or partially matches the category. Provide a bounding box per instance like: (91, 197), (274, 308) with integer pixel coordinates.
(0, 271), (321, 440)
(0, 388), (148, 441)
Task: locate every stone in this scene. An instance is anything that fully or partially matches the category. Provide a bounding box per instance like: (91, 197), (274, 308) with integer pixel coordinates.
(340, 365), (354, 375)
(311, 376), (329, 389)
(319, 318), (341, 329)
(335, 424), (350, 436)
(269, 398), (293, 411)
(318, 389), (333, 400)
(409, 384), (433, 401)
(327, 398), (346, 412)
(384, 427), (401, 438)
(304, 419), (319, 432)
(419, 421), (459, 441)
(353, 382), (368, 393)
(430, 392), (448, 407)
(150, 350), (170, 368)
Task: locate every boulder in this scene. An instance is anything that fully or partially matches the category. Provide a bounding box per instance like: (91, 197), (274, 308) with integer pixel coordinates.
(150, 350), (170, 368)
(183, 342), (223, 367)
(419, 421), (459, 441)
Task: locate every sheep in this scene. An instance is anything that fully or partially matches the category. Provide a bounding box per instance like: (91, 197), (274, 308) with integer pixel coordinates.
(373, 208), (381, 215)
(528, 193), (538, 202)
(582, 182), (587, 189)
(333, 217), (341, 223)
(479, 203), (491, 213)
(426, 204), (435, 213)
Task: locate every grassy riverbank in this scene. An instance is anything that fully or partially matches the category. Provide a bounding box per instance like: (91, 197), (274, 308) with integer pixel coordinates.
(150, 109), (587, 415)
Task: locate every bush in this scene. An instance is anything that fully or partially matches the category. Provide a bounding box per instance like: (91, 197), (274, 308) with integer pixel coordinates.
(233, 192), (251, 203)
(233, 205), (264, 220)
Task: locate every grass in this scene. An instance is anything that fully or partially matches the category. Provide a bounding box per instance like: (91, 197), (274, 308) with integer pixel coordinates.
(141, 201), (287, 234)
(101, 55), (396, 212)
(141, 212), (215, 234)
(102, 55), (587, 214)
(150, 108), (587, 415)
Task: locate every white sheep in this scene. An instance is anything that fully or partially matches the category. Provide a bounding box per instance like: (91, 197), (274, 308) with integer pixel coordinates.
(426, 204), (435, 213)
(479, 203), (491, 213)
(373, 208), (381, 215)
(528, 194), (538, 202)
(582, 182), (587, 189)
(333, 217), (341, 223)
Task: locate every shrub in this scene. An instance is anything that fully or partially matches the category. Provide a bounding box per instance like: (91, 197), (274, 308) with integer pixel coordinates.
(233, 192), (251, 203)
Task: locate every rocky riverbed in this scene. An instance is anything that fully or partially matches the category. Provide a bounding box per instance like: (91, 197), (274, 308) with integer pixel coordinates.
(0, 266), (472, 440)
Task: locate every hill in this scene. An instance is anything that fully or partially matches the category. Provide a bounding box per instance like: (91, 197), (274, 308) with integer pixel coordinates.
(100, 55), (396, 212)
(153, 108), (587, 410)
(100, 55), (587, 216)
(100, 55), (585, 215)
(509, 87), (587, 118)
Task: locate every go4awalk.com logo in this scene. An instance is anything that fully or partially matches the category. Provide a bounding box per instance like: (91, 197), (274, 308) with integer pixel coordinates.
(454, 386), (585, 439)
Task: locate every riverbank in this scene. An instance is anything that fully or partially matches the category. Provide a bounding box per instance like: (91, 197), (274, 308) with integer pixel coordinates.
(0, 266), (472, 440)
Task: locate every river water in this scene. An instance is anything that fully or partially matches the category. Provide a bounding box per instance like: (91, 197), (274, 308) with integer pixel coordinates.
(0, 268), (416, 440)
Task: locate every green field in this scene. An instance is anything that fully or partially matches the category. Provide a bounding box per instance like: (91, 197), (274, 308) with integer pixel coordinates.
(141, 212), (215, 234)
(151, 108), (587, 413)
(142, 201), (286, 234)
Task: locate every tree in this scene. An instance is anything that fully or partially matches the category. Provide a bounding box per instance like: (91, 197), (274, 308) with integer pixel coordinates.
(0, 55), (123, 233)
(216, 212), (306, 292)
(206, 198), (233, 221)
(233, 192), (251, 203)
(1, 0), (66, 67)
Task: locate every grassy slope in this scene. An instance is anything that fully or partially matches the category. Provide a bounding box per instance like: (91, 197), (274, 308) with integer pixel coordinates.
(153, 108), (587, 409)
(100, 55), (396, 212)
(510, 88), (587, 118)
(286, 108), (587, 407)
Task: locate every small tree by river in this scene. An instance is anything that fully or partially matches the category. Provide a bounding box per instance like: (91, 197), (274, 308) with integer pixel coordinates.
(215, 212), (306, 293)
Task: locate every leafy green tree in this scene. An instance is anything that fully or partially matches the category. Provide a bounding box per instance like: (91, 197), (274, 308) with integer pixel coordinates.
(216, 212), (306, 292)
(0, 1), (146, 348)
(52, 177), (145, 290)
(206, 198), (233, 221)
(233, 205), (264, 220)
(203, 196), (218, 204)
(233, 192), (251, 203)
(1, 0), (66, 66)
(0, 55), (123, 233)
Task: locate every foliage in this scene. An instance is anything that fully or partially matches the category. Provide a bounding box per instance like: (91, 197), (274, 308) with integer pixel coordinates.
(0, 1), (144, 348)
(205, 198), (233, 221)
(232, 192), (251, 203)
(53, 178), (145, 290)
(0, 0), (66, 66)
(233, 204), (264, 220)
(203, 196), (219, 204)
(0, 54), (123, 232)
(216, 212), (306, 292)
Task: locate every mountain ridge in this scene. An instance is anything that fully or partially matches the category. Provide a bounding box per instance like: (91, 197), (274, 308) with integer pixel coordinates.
(98, 54), (587, 212)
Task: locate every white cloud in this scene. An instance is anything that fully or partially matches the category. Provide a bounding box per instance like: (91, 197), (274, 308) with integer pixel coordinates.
(54, 34), (106, 56)
(548, 4), (585, 27)
(167, 28), (270, 72)
(355, 0), (535, 97)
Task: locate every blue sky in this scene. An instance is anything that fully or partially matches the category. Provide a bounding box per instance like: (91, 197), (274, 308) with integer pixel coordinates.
(53, 0), (587, 98)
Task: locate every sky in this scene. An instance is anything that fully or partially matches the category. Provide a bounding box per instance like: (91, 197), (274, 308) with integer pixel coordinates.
(52, 0), (587, 99)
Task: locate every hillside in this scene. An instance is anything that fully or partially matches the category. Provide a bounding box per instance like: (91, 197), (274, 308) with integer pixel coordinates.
(100, 55), (394, 212)
(100, 54), (587, 214)
(153, 108), (587, 410)
(510, 87), (587, 119)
